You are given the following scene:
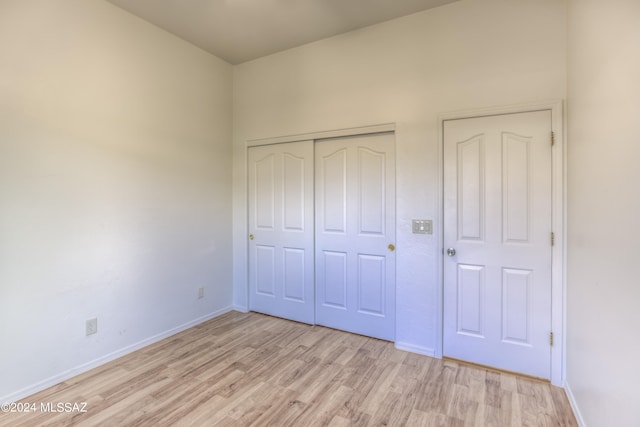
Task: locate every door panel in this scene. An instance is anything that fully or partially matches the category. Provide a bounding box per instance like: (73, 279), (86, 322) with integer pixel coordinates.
(320, 250), (348, 308)
(315, 133), (395, 341)
(321, 149), (347, 233)
(283, 248), (305, 301)
(503, 133), (531, 242)
(359, 147), (386, 235)
(502, 268), (532, 344)
(255, 245), (275, 296)
(443, 111), (552, 379)
(457, 135), (484, 241)
(255, 154), (275, 230)
(283, 153), (305, 231)
(457, 264), (484, 337)
(248, 141), (314, 324)
(357, 254), (385, 315)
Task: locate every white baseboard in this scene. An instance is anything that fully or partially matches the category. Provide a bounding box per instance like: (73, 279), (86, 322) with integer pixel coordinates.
(564, 380), (586, 427)
(233, 305), (249, 313)
(1, 306), (233, 404)
(395, 341), (436, 358)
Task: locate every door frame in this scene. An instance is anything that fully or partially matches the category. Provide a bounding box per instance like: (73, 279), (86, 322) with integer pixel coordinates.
(436, 100), (565, 386)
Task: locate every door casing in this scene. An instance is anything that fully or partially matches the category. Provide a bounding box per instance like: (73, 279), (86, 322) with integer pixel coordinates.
(436, 100), (565, 386)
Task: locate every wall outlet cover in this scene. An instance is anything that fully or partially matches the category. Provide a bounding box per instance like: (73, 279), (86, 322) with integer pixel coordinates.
(86, 318), (98, 336)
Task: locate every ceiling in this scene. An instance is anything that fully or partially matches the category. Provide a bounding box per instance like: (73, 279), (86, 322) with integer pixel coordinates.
(106, 0), (461, 65)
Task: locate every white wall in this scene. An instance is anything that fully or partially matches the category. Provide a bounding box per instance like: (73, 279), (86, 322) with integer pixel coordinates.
(232, 0), (566, 353)
(0, 0), (233, 401)
(567, 1), (640, 426)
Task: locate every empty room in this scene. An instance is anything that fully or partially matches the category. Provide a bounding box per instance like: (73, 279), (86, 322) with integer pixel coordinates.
(1, 0), (638, 426)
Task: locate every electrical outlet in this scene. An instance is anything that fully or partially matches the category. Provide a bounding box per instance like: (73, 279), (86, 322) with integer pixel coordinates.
(198, 287), (204, 299)
(86, 318), (98, 336)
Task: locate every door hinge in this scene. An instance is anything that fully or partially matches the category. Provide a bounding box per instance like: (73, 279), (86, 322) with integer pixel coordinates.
(551, 131), (555, 146)
(550, 332), (554, 347)
(551, 232), (555, 246)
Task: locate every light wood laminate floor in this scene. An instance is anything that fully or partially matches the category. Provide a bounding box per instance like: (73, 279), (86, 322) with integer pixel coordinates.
(1, 311), (577, 426)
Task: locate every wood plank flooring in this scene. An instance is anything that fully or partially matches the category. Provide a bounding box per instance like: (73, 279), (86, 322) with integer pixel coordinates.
(0, 311), (577, 426)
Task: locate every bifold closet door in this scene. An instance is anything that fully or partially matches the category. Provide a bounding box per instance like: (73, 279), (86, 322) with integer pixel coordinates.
(315, 133), (396, 341)
(248, 141), (314, 324)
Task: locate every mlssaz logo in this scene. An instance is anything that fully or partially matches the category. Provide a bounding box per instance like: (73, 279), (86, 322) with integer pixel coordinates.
(40, 402), (88, 413)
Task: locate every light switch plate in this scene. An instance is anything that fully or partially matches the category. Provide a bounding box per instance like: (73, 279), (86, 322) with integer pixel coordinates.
(412, 219), (432, 234)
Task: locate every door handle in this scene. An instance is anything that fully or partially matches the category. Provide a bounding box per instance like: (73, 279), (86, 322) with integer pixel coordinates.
(249, 234), (254, 240)
(388, 243), (395, 252)
(446, 248), (456, 257)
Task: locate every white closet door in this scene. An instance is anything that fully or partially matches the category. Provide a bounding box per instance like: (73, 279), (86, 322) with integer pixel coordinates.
(248, 141), (314, 324)
(443, 111), (552, 378)
(315, 133), (396, 341)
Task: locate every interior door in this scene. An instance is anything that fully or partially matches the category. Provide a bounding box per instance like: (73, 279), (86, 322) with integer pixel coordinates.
(443, 111), (553, 378)
(248, 141), (314, 324)
(315, 133), (396, 341)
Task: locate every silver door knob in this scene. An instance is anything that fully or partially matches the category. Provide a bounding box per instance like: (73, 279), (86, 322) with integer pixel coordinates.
(446, 248), (456, 257)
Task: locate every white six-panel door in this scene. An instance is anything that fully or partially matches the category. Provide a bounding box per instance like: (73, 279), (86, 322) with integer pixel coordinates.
(443, 111), (553, 378)
(315, 133), (396, 341)
(248, 141), (315, 324)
